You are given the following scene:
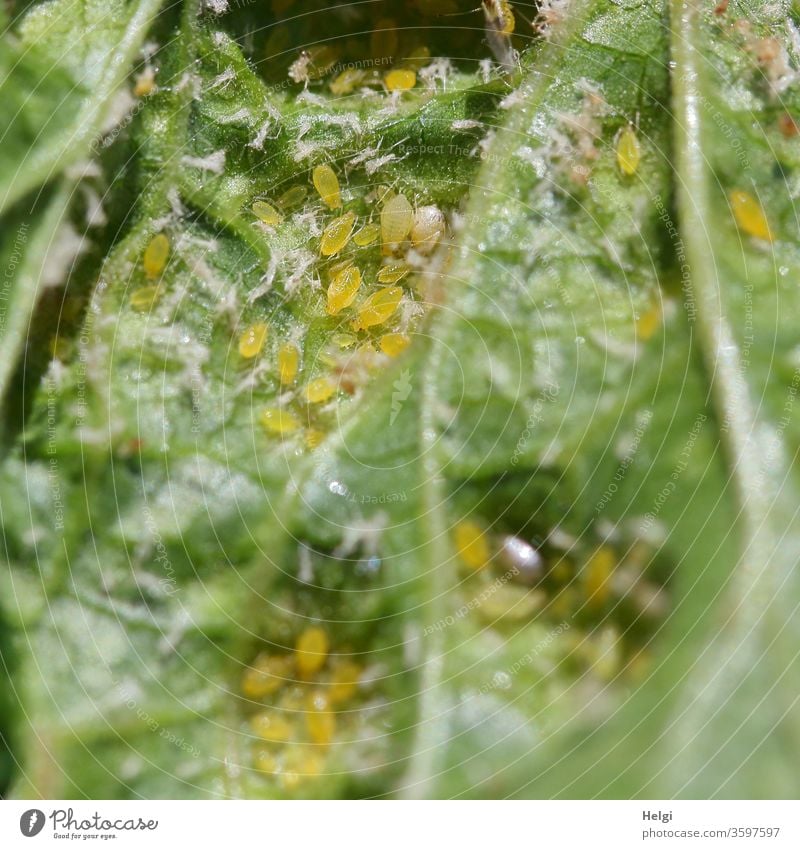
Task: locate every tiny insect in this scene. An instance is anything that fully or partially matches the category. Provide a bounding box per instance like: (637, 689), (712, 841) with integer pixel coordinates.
(329, 68), (365, 97)
(296, 626), (329, 678)
(277, 185), (308, 210)
(371, 17), (399, 60)
(143, 233), (170, 280)
(305, 428), (325, 449)
(636, 303), (662, 342)
(377, 261), (410, 284)
(277, 342), (300, 385)
(133, 66), (156, 98)
(305, 376), (337, 403)
(241, 653), (292, 699)
(353, 286), (403, 330)
(410, 205), (446, 254)
(332, 332), (357, 349)
(251, 711), (294, 743)
(321, 211), (356, 256)
(238, 323), (268, 359)
(260, 407), (300, 435)
(305, 693), (336, 745)
(252, 200), (283, 226)
(384, 68), (417, 92)
(327, 265), (362, 315)
(454, 519), (490, 570)
(328, 660), (362, 704)
(313, 164), (342, 210)
(379, 332), (411, 357)
(400, 45), (432, 72)
(616, 121), (641, 176)
(352, 222), (381, 246)
(729, 189), (773, 242)
(380, 193), (414, 251)
(129, 285), (160, 311)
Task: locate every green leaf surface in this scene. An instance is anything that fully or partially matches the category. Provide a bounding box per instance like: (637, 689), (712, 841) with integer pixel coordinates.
(1, 0), (799, 800)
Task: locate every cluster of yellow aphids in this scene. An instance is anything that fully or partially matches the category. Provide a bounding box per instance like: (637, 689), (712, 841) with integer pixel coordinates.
(310, 164), (445, 330)
(242, 626), (363, 789)
(233, 161), (444, 447)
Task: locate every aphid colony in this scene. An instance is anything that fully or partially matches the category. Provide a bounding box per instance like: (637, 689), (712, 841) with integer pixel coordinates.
(287, 22), (432, 95)
(241, 625), (364, 789)
(452, 517), (667, 679)
(253, 164), (443, 440)
(134, 163), (445, 446)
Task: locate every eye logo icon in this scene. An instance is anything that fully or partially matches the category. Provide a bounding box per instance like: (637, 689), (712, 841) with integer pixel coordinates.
(20, 809), (45, 837)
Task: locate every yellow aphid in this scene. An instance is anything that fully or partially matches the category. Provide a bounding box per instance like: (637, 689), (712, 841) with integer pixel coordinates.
(130, 285), (160, 311)
(328, 257), (354, 279)
(320, 211), (356, 256)
(353, 223), (381, 246)
(585, 546), (616, 608)
(306, 710), (336, 745)
(305, 428), (325, 449)
(277, 185), (308, 210)
(454, 520), (490, 570)
(636, 304), (661, 341)
(260, 407), (300, 435)
(616, 124), (641, 176)
(729, 189), (773, 241)
(327, 266), (362, 315)
(380, 193), (414, 249)
(374, 185), (396, 205)
(264, 25), (290, 60)
(143, 233), (169, 280)
(330, 68), (365, 96)
(305, 695), (336, 745)
(354, 286), (403, 330)
(280, 748), (324, 790)
(328, 661), (361, 704)
(305, 377), (337, 403)
(239, 323), (269, 359)
(313, 164), (342, 210)
(253, 748), (278, 774)
(252, 200), (283, 226)
(401, 45), (431, 71)
(250, 711), (294, 743)
(49, 335), (69, 360)
(241, 653), (293, 699)
(380, 333), (411, 357)
(384, 68), (417, 92)
(295, 626), (329, 678)
(371, 17), (399, 59)
(278, 343), (300, 385)
(377, 261), (410, 284)
(411, 205), (445, 254)
(332, 332), (357, 349)
(133, 67), (156, 97)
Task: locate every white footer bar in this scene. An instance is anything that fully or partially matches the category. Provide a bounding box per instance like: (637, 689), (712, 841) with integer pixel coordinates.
(1, 800), (797, 848)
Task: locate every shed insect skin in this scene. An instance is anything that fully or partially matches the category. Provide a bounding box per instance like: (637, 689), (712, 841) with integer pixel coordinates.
(482, 0), (518, 68)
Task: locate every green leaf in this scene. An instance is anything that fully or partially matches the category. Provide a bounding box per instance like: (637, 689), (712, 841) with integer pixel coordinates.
(0, 0), (164, 214)
(2, 0), (799, 800)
